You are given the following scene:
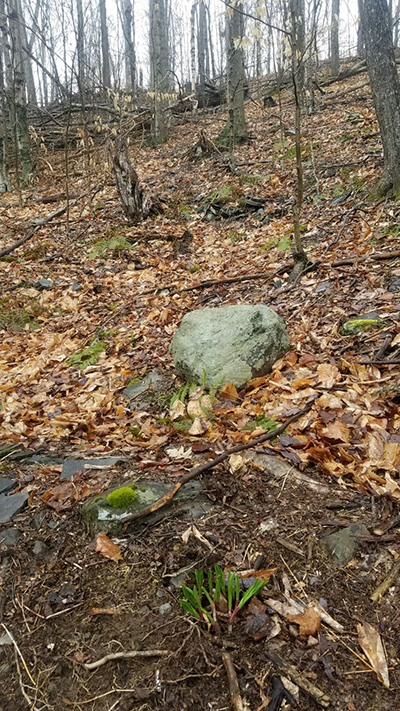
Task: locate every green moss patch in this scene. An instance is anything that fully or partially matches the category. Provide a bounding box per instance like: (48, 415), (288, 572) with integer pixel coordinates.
(107, 486), (137, 509)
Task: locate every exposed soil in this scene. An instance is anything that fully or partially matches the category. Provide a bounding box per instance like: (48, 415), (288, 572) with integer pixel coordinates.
(1, 68), (400, 710)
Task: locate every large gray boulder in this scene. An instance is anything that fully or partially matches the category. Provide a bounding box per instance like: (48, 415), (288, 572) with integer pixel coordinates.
(170, 304), (290, 388)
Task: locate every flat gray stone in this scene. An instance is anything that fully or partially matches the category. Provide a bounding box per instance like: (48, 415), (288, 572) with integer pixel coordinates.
(123, 370), (172, 411)
(82, 479), (213, 536)
(0, 527), (22, 549)
(159, 603), (172, 615)
(61, 457), (126, 479)
(321, 523), (369, 566)
(0, 478), (17, 495)
(0, 632), (12, 646)
(170, 304), (290, 388)
(0, 492), (29, 524)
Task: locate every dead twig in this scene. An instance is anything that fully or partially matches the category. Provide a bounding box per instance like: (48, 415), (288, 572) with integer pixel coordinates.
(333, 249), (400, 267)
(370, 559), (400, 603)
(0, 185), (102, 258)
(222, 652), (245, 711)
(123, 402), (315, 526)
(263, 650), (330, 708)
(83, 649), (169, 670)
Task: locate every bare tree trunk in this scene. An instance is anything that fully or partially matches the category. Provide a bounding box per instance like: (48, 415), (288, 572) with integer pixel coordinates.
(8, 0), (33, 186)
(290, 0), (307, 273)
(205, 3), (216, 79)
(359, 0), (400, 197)
(122, 0), (136, 94)
(0, 28), (9, 192)
(198, 0), (207, 90)
(225, 1), (247, 143)
(190, 2), (197, 93)
(331, 0), (340, 76)
(100, 0), (111, 88)
(75, 0), (85, 88)
(149, 0), (169, 143)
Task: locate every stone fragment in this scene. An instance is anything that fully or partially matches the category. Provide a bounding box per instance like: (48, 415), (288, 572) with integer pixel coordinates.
(0, 527), (22, 549)
(170, 304), (290, 389)
(82, 479), (213, 536)
(0, 492), (29, 524)
(0, 478), (17, 495)
(321, 523), (369, 566)
(61, 457), (126, 479)
(159, 603), (172, 615)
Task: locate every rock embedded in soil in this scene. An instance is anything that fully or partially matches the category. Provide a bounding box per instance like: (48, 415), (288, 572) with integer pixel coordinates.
(61, 457), (126, 479)
(170, 304), (290, 389)
(0, 491), (29, 524)
(321, 523), (369, 566)
(0, 477), (17, 495)
(122, 369), (173, 411)
(0, 527), (22, 550)
(82, 479), (213, 536)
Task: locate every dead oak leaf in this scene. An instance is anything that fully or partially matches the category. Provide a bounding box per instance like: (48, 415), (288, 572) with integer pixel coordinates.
(323, 420), (350, 443)
(94, 533), (123, 562)
(317, 363), (341, 388)
(287, 606), (322, 637)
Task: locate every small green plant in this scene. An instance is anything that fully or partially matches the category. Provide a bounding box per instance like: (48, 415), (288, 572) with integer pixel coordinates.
(172, 418), (193, 432)
(188, 264), (201, 273)
(243, 415), (279, 433)
(107, 486), (137, 508)
(229, 231), (244, 244)
(67, 340), (106, 369)
(240, 174), (263, 185)
(179, 204), (191, 219)
(89, 235), (133, 259)
(180, 565), (268, 633)
(337, 133), (353, 143)
(379, 224), (400, 239)
(277, 235), (292, 251)
(209, 184), (233, 204)
(170, 382), (196, 408)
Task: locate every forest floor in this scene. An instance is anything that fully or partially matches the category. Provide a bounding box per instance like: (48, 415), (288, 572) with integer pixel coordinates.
(0, 70), (400, 711)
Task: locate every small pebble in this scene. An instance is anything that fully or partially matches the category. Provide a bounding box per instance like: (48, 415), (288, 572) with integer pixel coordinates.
(159, 603), (172, 616)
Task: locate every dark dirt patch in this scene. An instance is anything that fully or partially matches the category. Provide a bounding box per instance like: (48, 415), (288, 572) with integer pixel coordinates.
(0, 454), (399, 711)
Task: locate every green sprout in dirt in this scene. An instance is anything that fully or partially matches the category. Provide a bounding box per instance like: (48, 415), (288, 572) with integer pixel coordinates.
(179, 565), (268, 633)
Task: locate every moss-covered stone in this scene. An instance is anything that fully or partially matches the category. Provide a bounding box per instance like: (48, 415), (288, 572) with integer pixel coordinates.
(82, 479), (213, 536)
(340, 318), (385, 336)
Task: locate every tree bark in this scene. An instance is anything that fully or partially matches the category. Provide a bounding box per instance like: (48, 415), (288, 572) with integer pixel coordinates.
(359, 0), (400, 197)
(149, 0), (170, 143)
(331, 0), (340, 76)
(226, 1), (247, 142)
(8, 0), (33, 186)
(99, 0), (111, 88)
(122, 0), (136, 94)
(108, 138), (160, 224)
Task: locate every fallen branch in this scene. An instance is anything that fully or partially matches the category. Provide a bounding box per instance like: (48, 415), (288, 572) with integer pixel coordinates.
(83, 649), (169, 670)
(332, 249), (400, 267)
(123, 402), (314, 526)
(222, 652), (245, 711)
(370, 560), (400, 603)
(181, 270), (277, 292)
(0, 205), (67, 258)
(264, 649), (330, 708)
(0, 186), (101, 259)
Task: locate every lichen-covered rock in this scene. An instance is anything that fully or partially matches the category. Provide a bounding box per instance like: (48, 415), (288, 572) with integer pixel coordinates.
(170, 305), (289, 388)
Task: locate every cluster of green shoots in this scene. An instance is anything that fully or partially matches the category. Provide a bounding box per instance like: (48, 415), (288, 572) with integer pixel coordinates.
(180, 565), (268, 633)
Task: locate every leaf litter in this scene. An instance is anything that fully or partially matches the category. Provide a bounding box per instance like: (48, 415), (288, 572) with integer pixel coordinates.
(0, 70), (399, 710)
